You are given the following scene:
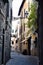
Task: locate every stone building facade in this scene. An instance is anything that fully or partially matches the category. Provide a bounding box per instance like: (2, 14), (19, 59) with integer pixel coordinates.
(0, 0), (12, 65)
(18, 0), (29, 54)
(18, 0), (38, 55)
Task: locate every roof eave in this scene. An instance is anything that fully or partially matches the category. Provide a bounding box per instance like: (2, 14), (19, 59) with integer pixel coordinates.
(18, 0), (26, 16)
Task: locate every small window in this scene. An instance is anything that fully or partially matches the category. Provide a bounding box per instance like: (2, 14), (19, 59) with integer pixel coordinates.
(16, 40), (18, 43)
(12, 41), (14, 44)
(16, 38), (19, 43)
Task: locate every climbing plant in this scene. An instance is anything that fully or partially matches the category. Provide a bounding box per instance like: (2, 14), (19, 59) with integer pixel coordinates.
(27, 2), (38, 32)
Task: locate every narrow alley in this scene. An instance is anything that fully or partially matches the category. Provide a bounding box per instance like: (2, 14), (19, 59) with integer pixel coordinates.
(6, 51), (39, 65)
(0, 0), (43, 65)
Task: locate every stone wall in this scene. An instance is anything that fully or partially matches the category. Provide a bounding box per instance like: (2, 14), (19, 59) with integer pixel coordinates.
(0, 0), (12, 64)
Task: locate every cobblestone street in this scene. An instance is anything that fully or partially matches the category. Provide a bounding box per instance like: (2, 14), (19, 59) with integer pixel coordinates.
(6, 51), (39, 65)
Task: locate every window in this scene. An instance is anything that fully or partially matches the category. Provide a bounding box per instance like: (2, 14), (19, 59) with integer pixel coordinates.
(12, 41), (14, 45)
(16, 40), (18, 43)
(16, 38), (19, 43)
